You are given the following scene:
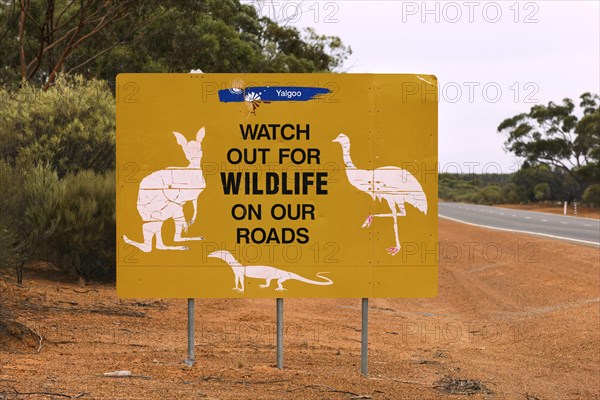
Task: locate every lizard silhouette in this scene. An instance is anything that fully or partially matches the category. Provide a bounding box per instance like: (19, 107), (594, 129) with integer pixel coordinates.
(208, 250), (333, 292)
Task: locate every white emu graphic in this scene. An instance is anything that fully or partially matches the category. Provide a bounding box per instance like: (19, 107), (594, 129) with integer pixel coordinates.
(123, 127), (206, 252)
(208, 250), (333, 292)
(332, 133), (428, 256)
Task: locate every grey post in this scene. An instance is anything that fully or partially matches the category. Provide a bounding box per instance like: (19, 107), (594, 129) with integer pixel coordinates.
(361, 298), (368, 376)
(276, 298), (284, 369)
(185, 298), (195, 366)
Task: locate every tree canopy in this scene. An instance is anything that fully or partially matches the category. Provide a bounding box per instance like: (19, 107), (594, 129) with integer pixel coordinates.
(0, 0), (352, 89)
(498, 93), (600, 198)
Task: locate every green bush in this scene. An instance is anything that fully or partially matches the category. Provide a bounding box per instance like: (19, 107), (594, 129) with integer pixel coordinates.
(501, 183), (520, 204)
(0, 164), (116, 281)
(0, 77), (117, 281)
(49, 171), (116, 281)
(534, 182), (551, 201)
(0, 75), (115, 177)
(0, 161), (20, 269)
(0, 163), (63, 282)
(20, 164), (63, 256)
(582, 184), (600, 207)
(473, 185), (503, 205)
(53, 171), (116, 279)
(512, 165), (555, 203)
(454, 193), (475, 203)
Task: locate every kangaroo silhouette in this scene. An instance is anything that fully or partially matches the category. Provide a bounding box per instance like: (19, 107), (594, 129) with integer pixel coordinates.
(123, 127), (206, 252)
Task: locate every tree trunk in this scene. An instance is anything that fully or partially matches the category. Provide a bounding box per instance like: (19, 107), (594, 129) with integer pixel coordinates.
(16, 262), (24, 285)
(18, 0), (28, 83)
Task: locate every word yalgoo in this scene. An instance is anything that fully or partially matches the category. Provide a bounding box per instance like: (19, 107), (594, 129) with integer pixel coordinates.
(208, 250), (333, 292)
(276, 89), (302, 98)
(123, 127), (206, 252)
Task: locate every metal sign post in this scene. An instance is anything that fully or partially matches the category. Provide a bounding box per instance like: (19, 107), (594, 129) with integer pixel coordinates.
(185, 298), (195, 366)
(276, 298), (284, 369)
(361, 298), (368, 376)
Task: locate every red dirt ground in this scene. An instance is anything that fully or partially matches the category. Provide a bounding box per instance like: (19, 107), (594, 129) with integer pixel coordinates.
(1, 219), (599, 399)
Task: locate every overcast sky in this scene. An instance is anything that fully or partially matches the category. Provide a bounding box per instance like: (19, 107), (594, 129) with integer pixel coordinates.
(245, 0), (600, 173)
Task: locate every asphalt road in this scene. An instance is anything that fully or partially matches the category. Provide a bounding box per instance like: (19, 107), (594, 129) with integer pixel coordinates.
(439, 202), (600, 246)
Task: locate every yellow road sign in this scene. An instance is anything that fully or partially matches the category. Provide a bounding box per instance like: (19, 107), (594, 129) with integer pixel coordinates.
(117, 73), (438, 298)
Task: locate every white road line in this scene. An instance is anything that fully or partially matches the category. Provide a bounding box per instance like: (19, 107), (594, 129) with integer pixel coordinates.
(511, 214), (517, 217)
(525, 216), (531, 219)
(439, 215), (600, 247)
(584, 224), (592, 227)
(541, 219), (548, 222)
(443, 203), (599, 221)
(560, 222), (568, 225)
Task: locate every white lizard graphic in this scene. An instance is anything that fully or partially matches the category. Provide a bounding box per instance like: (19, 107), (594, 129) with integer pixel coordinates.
(208, 250), (333, 292)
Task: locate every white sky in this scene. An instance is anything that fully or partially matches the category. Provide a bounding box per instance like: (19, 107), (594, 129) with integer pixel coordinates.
(245, 0), (600, 173)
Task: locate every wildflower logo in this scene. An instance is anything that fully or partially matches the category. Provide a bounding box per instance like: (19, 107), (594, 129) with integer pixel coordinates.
(244, 91), (264, 116)
(245, 92), (261, 102)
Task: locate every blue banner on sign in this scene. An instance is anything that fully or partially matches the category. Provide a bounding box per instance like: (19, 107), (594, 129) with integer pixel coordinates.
(218, 86), (330, 103)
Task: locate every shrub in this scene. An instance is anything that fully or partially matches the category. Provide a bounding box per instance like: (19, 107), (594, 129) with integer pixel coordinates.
(0, 76), (117, 282)
(0, 163), (63, 282)
(582, 184), (600, 207)
(454, 193), (475, 203)
(501, 183), (520, 204)
(473, 186), (503, 205)
(0, 165), (116, 282)
(0, 161), (20, 270)
(0, 75), (115, 177)
(48, 171), (116, 281)
(534, 183), (551, 201)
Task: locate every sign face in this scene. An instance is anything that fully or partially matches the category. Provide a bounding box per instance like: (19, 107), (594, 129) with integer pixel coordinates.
(116, 73), (438, 298)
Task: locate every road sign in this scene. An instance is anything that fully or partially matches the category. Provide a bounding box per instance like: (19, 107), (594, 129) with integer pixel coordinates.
(117, 73), (438, 298)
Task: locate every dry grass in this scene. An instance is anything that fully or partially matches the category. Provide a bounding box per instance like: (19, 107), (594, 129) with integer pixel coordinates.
(433, 375), (493, 396)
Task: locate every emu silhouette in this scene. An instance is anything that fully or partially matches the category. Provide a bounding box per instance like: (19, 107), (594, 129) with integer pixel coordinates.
(332, 133), (427, 255)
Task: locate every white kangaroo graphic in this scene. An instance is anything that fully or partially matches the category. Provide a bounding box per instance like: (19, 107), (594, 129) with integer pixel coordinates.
(208, 250), (333, 292)
(123, 127), (206, 252)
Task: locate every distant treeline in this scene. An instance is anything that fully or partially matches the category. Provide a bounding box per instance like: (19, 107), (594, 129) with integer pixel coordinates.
(440, 170), (600, 206)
